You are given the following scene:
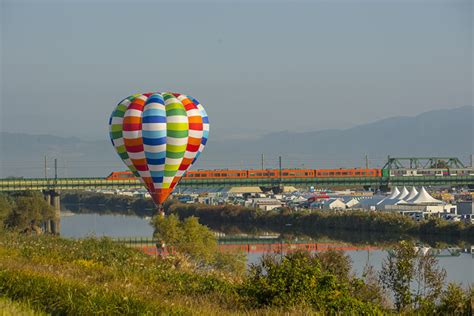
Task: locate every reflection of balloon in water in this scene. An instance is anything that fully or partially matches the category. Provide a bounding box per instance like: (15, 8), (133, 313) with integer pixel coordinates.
(109, 92), (209, 213)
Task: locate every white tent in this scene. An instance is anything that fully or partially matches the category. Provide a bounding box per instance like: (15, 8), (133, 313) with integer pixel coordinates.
(410, 187), (442, 205)
(355, 196), (386, 210)
(387, 187), (400, 199)
(404, 186), (419, 202)
(376, 197), (406, 210)
(397, 186), (410, 200)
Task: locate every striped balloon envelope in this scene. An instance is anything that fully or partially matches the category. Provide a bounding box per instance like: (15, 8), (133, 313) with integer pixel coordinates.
(108, 92), (209, 211)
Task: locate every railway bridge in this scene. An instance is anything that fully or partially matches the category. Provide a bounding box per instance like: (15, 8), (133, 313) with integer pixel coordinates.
(1, 175), (473, 192)
(1, 155), (472, 234)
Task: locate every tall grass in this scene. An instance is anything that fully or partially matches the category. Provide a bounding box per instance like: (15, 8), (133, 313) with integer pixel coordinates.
(0, 296), (45, 316)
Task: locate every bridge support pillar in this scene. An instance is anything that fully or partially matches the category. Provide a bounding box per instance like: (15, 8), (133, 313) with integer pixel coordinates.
(50, 191), (61, 235)
(43, 190), (61, 235)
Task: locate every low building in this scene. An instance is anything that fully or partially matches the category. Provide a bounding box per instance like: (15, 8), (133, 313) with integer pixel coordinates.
(387, 204), (456, 215)
(311, 198), (346, 210)
(457, 201), (474, 215)
(247, 198), (285, 211)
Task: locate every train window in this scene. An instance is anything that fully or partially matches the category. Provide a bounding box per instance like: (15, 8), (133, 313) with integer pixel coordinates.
(329, 172), (334, 175)
(201, 174), (207, 177)
(249, 173), (255, 176)
(257, 173), (262, 176)
(336, 172), (341, 175)
(283, 172), (288, 176)
(269, 173), (275, 176)
(355, 172), (360, 175)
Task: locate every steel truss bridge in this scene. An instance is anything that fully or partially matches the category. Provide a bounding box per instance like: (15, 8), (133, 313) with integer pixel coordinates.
(0, 175), (473, 192)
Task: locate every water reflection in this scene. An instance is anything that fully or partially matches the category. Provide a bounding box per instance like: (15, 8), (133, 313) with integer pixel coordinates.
(61, 213), (154, 238)
(60, 210), (473, 286)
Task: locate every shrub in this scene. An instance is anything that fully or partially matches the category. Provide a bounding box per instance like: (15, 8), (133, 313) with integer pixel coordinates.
(380, 240), (446, 313)
(153, 214), (246, 273)
(437, 283), (473, 315)
(239, 251), (382, 313)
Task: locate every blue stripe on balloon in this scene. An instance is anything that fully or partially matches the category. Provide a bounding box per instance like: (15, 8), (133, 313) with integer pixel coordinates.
(152, 176), (164, 183)
(147, 158), (166, 165)
(143, 115), (166, 123)
(143, 137), (167, 146)
(143, 108), (166, 116)
(142, 130), (166, 138)
(202, 117), (209, 123)
(145, 152), (166, 159)
(146, 95), (164, 104)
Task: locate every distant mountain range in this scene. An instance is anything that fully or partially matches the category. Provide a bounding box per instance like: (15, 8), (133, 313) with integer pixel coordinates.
(1, 106), (472, 178)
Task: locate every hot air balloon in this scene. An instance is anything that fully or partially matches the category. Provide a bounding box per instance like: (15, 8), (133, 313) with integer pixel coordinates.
(109, 92), (209, 215)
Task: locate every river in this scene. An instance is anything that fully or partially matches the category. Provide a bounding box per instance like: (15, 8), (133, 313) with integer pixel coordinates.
(61, 212), (474, 286)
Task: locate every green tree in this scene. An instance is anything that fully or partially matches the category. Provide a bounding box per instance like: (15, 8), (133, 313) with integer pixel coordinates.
(380, 240), (446, 312)
(153, 214), (245, 272)
(380, 241), (416, 311)
(315, 249), (351, 281)
(5, 192), (53, 231)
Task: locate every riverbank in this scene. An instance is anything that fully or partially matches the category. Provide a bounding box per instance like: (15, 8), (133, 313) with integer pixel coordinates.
(60, 192), (474, 244)
(168, 203), (474, 244)
(0, 231), (384, 314)
(1, 230), (472, 315)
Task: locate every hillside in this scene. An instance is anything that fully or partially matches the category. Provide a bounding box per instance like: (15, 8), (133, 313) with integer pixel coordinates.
(1, 106), (472, 177)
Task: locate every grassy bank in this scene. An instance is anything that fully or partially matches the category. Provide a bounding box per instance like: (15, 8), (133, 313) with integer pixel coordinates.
(0, 296), (44, 316)
(0, 229), (472, 314)
(0, 232), (241, 315)
(0, 231), (385, 314)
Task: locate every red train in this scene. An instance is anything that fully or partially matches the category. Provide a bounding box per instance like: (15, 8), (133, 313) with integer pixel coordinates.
(106, 168), (382, 180)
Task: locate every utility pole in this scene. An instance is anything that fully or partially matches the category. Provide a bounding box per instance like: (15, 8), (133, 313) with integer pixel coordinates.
(365, 154), (369, 169)
(44, 156), (48, 180)
(261, 153), (264, 170)
(279, 156), (282, 187)
(54, 158), (58, 180)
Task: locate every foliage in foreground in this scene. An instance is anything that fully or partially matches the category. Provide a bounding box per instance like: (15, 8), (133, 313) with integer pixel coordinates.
(380, 240), (447, 313)
(240, 250), (383, 313)
(0, 223), (473, 314)
(0, 232), (235, 315)
(0, 296), (45, 316)
(153, 214), (246, 274)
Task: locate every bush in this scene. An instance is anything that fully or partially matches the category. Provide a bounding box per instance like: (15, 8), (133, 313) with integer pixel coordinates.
(380, 240), (446, 313)
(3, 192), (54, 231)
(239, 251), (382, 313)
(437, 283), (473, 315)
(153, 214), (246, 273)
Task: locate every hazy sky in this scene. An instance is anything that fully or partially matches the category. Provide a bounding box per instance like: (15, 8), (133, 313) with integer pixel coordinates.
(1, 0), (472, 141)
